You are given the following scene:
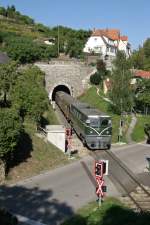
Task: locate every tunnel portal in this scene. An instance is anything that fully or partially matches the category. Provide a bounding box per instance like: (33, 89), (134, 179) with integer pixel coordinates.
(51, 85), (71, 101)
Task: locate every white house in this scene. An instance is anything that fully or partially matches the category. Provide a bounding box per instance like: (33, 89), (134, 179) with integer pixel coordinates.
(83, 29), (131, 69)
(44, 37), (55, 45)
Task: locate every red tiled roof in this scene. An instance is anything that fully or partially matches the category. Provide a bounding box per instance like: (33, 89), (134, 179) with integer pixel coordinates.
(133, 70), (150, 79)
(120, 36), (128, 41)
(92, 29), (128, 41)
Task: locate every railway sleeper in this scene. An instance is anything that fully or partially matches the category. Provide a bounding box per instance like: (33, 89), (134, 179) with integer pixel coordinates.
(136, 185), (150, 194)
(119, 199), (139, 210)
(130, 193), (150, 199)
(120, 196), (150, 211)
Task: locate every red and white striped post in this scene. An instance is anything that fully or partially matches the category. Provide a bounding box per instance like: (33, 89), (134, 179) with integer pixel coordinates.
(94, 160), (108, 206)
(65, 128), (72, 157)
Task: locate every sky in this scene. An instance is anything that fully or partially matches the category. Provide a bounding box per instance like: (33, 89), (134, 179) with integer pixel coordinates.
(0, 0), (149, 50)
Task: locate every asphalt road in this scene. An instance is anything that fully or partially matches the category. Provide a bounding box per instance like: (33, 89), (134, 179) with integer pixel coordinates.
(0, 143), (150, 225)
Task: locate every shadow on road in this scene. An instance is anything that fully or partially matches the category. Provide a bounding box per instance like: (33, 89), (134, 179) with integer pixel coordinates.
(0, 184), (73, 225)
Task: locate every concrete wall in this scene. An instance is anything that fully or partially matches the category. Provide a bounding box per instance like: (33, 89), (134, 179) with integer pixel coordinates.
(35, 61), (95, 100)
(46, 125), (66, 152)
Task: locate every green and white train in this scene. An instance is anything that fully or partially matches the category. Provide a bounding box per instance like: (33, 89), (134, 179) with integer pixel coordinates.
(55, 91), (112, 150)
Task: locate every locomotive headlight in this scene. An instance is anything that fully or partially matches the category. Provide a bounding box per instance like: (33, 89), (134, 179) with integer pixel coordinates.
(106, 130), (109, 134)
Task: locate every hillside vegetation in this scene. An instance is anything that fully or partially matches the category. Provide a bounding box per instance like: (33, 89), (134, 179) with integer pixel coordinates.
(0, 5), (91, 63)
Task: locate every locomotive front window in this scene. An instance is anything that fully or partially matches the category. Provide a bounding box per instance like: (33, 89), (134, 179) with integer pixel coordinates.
(89, 118), (100, 128)
(101, 118), (111, 127)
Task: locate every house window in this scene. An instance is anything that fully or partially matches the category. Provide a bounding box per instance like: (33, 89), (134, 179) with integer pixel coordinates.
(105, 55), (109, 60)
(110, 47), (115, 53)
(107, 46), (109, 52)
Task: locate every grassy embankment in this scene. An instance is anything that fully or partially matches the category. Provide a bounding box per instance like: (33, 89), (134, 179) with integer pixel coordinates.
(62, 197), (150, 225)
(79, 86), (131, 143)
(132, 115), (150, 142)
(5, 107), (69, 184)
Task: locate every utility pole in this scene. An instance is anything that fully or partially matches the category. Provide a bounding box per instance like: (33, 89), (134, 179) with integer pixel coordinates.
(118, 66), (124, 143)
(57, 25), (60, 57)
(118, 98), (122, 143)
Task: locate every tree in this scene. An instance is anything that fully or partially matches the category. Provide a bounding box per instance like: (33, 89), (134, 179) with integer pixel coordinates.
(90, 72), (102, 85)
(6, 5), (16, 18)
(0, 7), (7, 16)
(0, 61), (18, 105)
(0, 109), (22, 158)
(109, 51), (133, 114)
(4, 35), (57, 63)
(130, 39), (150, 70)
(130, 48), (145, 70)
(90, 59), (108, 85)
(11, 66), (49, 123)
(135, 79), (150, 114)
(143, 38), (150, 58)
(52, 26), (91, 58)
(5, 36), (41, 64)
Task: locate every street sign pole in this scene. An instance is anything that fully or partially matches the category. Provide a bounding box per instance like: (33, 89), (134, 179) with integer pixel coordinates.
(98, 196), (101, 207)
(94, 160), (109, 207)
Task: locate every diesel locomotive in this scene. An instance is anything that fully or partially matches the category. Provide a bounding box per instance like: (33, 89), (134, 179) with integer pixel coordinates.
(55, 91), (112, 150)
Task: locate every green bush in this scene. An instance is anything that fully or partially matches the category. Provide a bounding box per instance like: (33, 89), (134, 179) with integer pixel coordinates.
(2, 34), (57, 63)
(90, 73), (101, 85)
(11, 66), (49, 123)
(0, 109), (23, 158)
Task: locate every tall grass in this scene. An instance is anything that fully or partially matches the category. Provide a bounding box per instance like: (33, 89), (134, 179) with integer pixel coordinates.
(132, 115), (150, 142)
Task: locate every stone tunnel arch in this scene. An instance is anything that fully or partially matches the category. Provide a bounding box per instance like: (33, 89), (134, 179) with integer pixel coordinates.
(49, 84), (72, 102)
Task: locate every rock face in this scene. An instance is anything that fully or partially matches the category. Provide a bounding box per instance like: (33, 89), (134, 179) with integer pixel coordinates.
(35, 60), (95, 100)
(0, 159), (5, 184)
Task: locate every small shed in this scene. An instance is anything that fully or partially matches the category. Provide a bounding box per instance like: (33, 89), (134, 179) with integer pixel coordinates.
(46, 125), (66, 152)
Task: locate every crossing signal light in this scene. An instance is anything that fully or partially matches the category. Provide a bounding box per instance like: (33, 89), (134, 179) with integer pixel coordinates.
(66, 128), (72, 136)
(102, 185), (107, 192)
(101, 160), (109, 175)
(95, 162), (103, 177)
(103, 161), (106, 175)
(95, 160), (109, 177)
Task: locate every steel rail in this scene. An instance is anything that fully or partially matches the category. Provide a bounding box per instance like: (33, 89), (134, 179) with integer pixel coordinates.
(105, 150), (150, 196)
(90, 150), (150, 212)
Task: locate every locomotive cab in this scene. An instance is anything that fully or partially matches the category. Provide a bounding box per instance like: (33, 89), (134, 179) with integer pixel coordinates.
(85, 116), (112, 149)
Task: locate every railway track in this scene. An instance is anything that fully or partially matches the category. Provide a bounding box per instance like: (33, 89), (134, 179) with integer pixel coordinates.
(90, 149), (150, 212)
(55, 104), (88, 156)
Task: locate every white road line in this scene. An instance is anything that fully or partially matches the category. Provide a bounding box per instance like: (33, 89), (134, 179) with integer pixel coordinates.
(15, 214), (47, 225)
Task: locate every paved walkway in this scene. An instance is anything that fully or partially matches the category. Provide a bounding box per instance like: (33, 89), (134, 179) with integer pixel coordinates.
(125, 113), (137, 144)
